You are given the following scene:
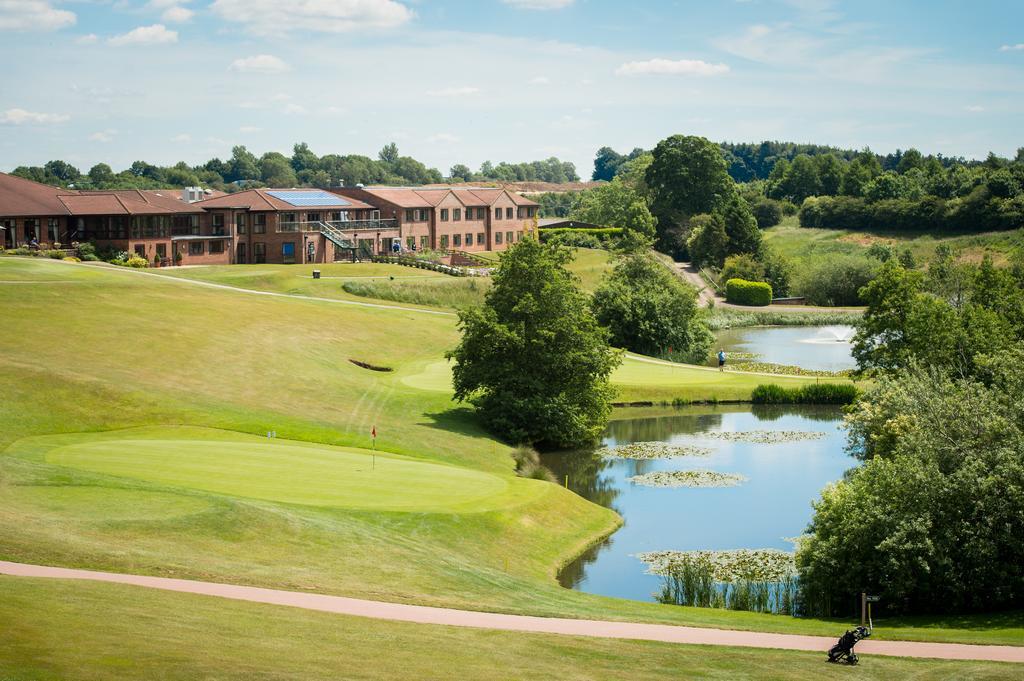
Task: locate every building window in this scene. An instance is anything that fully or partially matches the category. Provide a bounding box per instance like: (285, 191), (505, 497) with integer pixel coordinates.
(453, 234), (461, 247)
(517, 231), (523, 241)
(507, 231), (513, 244)
(189, 241), (204, 256)
(24, 219), (40, 241)
(404, 209), (414, 222)
(209, 240), (225, 254)
(420, 236), (428, 249)
(418, 209), (429, 221)
(506, 207), (513, 219)
(440, 234), (449, 249)
(306, 212), (321, 224)
(494, 208), (501, 220)
(453, 208), (461, 221)
(253, 214), (266, 234)
(282, 242), (296, 264)
(212, 213), (225, 235)
(441, 208), (449, 221)
(236, 214), (246, 234)
(465, 233), (472, 246)
(253, 242), (266, 264)
(477, 232), (485, 245)
(494, 232), (503, 245)
(134, 244), (146, 258)
(47, 218), (59, 243)
(237, 243), (247, 264)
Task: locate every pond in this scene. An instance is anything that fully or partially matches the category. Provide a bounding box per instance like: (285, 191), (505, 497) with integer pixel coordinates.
(542, 405), (855, 603)
(711, 325), (856, 372)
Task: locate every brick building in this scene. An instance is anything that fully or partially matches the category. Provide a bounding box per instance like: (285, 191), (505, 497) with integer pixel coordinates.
(0, 172), (540, 266)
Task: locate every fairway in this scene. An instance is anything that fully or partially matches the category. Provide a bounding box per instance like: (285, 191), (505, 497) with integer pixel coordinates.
(40, 429), (517, 512)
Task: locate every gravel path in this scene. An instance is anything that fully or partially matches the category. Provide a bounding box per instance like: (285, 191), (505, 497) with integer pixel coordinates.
(2, 561), (1021, 663)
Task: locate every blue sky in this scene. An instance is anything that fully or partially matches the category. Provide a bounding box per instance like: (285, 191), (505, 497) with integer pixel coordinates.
(1, 0), (1022, 178)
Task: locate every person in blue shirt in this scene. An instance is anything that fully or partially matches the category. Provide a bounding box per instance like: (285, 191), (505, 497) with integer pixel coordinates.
(717, 349), (726, 371)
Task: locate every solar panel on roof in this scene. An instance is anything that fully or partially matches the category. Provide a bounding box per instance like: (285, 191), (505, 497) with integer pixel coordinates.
(266, 190), (351, 207)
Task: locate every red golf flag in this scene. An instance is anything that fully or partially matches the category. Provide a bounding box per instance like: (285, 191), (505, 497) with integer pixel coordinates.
(371, 426), (377, 438)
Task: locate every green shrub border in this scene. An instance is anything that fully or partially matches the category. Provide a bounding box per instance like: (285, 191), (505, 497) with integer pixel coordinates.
(725, 278), (773, 306)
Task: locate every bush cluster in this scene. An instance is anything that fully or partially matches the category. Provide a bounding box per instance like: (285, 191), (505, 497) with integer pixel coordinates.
(793, 254), (878, 306)
(725, 278), (772, 306)
(751, 383), (858, 405)
(538, 227), (623, 245)
(799, 192), (1024, 233)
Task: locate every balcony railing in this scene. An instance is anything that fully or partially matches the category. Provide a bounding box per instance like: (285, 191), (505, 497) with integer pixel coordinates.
(278, 219), (396, 234)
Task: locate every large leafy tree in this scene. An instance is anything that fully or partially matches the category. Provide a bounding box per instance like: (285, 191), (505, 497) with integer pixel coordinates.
(571, 179), (657, 238)
(645, 135), (735, 226)
(797, 353), (1024, 615)
(592, 252), (713, 363)
(448, 239), (622, 447)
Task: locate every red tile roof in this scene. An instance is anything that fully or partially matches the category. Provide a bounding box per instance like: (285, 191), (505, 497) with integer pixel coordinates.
(344, 186), (538, 209)
(0, 172), (75, 217)
(58, 194), (179, 216)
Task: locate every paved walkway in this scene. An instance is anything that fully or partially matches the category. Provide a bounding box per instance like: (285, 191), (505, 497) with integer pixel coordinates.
(2, 562), (1021, 663)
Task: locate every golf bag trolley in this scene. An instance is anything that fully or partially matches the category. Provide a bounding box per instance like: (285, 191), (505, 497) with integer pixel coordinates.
(827, 626), (871, 665)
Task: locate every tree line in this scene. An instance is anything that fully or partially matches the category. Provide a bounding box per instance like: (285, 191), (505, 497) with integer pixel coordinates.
(10, 142), (578, 192)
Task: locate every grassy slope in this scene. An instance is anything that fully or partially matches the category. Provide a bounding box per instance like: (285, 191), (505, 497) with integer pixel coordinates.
(764, 216), (1024, 266)
(3, 578), (1020, 681)
(0, 256), (1020, 648)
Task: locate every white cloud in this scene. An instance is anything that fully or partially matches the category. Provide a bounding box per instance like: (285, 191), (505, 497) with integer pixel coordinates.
(229, 54), (289, 74)
(965, 105), (985, 112)
(0, 108), (69, 124)
(502, 0), (574, 9)
(108, 24), (178, 46)
(148, 0), (188, 7)
(529, 76), (550, 84)
(89, 129), (116, 143)
(426, 132), (459, 143)
(162, 6), (194, 23)
(239, 125), (261, 133)
(171, 133), (192, 142)
(75, 33), (97, 44)
(615, 58), (730, 76)
(1000, 43), (1024, 52)
(0, 0), (76, 31)
(426, 85), (481, 97)
(211, 0), (413, 35)
(283, 103), (307, 114)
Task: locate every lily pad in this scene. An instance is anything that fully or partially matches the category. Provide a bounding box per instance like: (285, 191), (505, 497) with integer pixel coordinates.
(600, 441), (711, 460)
(699, 430), (826, 444)
(637, 548), (795, 583)
(627, 469), (746, 488)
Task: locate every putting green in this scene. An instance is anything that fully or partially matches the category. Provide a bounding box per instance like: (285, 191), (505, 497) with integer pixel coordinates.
(44, 436), (516, 512)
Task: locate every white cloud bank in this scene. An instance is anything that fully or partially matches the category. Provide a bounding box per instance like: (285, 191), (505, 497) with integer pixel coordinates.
(162, 6), (194, 23)
(0, 0), (76, 31)
(108, 24), (178, 46)
(229, 54), (289, 74)
(211, 0), (412, 35)
(426, 86), (481, 96)
(616, 58), (730, 76)
(0, 108), (69, 124)
(1000, 43), (1024, 52)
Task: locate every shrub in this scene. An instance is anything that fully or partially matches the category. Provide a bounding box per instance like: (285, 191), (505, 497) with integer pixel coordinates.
(793, 254), (878, 306)
(751, 383), (858, 405)
(77, 242), (98, 261)
(751, 198), (784, 228)
(42, 249), (65, 259)
(720, 253), (765, 285)
(63, 256), (81, 263)
(545, 231), (601, 249)
(539, 227), (622, 244)
(725, 278), (772, 306)
(125, 255), (149, 268)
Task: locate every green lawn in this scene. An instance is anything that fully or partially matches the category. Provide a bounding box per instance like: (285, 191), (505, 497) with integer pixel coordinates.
(151, 247), (613, 312)
(3, 577), (1020, 681)
(0, 255), (1020, 652)
(763, 216), (1024, 266)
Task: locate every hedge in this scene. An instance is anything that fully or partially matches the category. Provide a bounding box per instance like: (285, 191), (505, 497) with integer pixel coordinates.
(538, 227), (622, 241)
(799, 194), (1024, 233)
(751, 383), (858, 405)
(725, 278), (772, 306)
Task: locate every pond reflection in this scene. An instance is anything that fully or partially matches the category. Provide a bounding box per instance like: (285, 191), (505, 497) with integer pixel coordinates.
(542, 405), (853, 602)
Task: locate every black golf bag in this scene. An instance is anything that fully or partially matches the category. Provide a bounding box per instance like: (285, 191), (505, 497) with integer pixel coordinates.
(827, 625), (871, 664)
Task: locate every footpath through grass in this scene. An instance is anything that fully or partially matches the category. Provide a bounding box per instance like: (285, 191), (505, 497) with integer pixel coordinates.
(0, 256), (1020, 651)
(6, 577), (1021, 681)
